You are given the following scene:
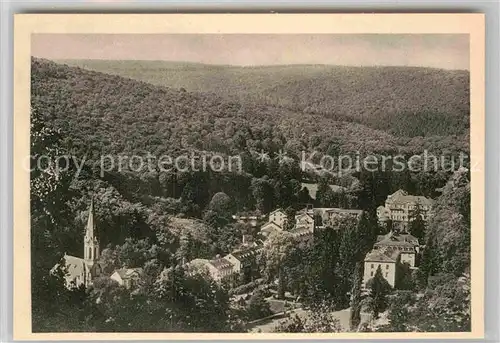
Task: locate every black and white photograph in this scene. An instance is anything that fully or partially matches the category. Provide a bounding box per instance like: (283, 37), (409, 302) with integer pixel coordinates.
(13, 14), (485, 339)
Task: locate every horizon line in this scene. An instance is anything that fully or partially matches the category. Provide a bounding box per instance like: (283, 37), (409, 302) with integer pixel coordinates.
(33, 57), (470, 72)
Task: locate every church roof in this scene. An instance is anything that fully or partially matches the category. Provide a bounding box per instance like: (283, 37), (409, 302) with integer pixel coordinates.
(85, 198), (97, 240)
(51, 254), (91, 284)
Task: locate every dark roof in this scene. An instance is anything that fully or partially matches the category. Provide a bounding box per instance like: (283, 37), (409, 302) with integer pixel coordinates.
(290, 227), (314, 237)
(324, 208), (363, 216)
(375, 232), (419, 247)
(387, 189), (433, 206)
(208, 258), (233, 270)
(230, 248), (260, 261)
(300, 183), (347, 200)
(364, 249), (398, 263)
(261, 221), (282, 230)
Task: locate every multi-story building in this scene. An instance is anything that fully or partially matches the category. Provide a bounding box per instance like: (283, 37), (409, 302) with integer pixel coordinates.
(377, 189), (433, 229)
(224, 247), (261, 283)
(363, 249), (399, 288)
(206, 258), (235, 282)
(268, 208), (287, 228)
(362, 230), (420, 288)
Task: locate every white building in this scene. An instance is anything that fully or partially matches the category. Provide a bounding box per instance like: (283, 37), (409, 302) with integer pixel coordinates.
(377, 189), (433, 229)
(268, 208), (287, 228)
(110, 268), (143, 289)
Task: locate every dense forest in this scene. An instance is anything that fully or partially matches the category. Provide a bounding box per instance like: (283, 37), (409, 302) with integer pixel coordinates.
(60, 59), (470, 138)
(31, 57), (471, 333)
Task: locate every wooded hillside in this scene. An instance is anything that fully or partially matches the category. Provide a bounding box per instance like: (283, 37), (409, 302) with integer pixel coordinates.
(59, 59), (470, 138)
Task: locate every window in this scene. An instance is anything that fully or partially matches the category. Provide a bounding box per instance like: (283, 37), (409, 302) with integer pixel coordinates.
(385, 273), (388, 277)
(370, 271), (374, 276)
(371, 264), (374, 269)
(386, 264), (389, 270)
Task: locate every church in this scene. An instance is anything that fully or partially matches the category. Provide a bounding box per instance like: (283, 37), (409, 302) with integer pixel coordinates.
(51, 199), (102, 289)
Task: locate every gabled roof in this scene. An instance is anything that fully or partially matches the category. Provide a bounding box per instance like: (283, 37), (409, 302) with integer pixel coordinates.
(387, 189), (433, 206)
(364, 249), (397, 263)
(300, 183), (347, 200)
(186, 258), (209, 270)
(295, 212), (314, 221)
(290, 226), (314, 237)
(55, 254), (87, 280)
(261, 221), (282, 231)
(228, 247), (260, 261)
(324, 208), (363, 216)
(114, 267), (143, 280)
(208, 258), (233, 270)
(375, 231), (419, 247)
(269, 208), (285, 216)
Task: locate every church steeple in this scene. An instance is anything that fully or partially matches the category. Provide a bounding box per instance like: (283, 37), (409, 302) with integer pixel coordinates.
(84, 198), (99, 267)
(86, 198), (96, 239)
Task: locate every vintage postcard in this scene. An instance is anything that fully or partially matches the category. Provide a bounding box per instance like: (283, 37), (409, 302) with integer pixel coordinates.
(13, 14), (485, 340)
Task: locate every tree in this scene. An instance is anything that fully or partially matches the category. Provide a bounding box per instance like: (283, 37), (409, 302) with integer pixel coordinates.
(315, 177), (337, 207)
(245, 290), (272, 320)
(251, 177), (275, 214)
(395, 261), (415, 291)
(260, 231), (296, 299)
(349, 262), (363, 331)
(408, 203), (426, 240)
(274, 301), (342, 333)
(367, 265), (391, 318)
(336, 218), (362, 308)
(366, 266), (392, 319)
(284, 206), (297, 231)
(208, 192), (232, 217)
(379, 291), (416, 332)
(30, 106), (87, 332)
(176, 232), (195, 264)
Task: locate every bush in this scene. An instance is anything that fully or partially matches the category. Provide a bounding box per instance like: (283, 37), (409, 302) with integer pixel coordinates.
(229, 278), (265, 296)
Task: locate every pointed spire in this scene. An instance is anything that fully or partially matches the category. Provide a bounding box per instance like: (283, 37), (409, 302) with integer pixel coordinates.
(85, 197), (96, 239)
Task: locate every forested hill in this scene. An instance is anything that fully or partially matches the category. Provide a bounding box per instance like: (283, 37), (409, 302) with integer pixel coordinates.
(58, 59), (470, 138)
(32, 58), (468, 158)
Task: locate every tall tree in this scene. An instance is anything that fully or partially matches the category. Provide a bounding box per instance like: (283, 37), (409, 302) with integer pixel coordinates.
(349, 262), (363, 331)
(367, 266), (392, 319)
(260, 231), (296, 299)
(408, 202), (426, 240)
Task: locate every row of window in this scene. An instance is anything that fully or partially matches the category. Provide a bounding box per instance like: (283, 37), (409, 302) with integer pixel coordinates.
(375, 246), (413, 252)
(371, 263), (390, 270)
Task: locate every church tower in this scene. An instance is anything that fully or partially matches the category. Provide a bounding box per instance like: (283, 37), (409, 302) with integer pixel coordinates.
(84, 198), (100, 268)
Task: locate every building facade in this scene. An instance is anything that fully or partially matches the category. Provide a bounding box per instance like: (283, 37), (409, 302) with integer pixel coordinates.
(110, 268), (143, 289)
(377, 189), (433, 229)
(268, 208), (287, 228)
(363, 249), (398, 288)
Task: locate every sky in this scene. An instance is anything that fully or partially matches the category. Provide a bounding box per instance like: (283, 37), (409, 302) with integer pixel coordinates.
(32, 34), (469, 70)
